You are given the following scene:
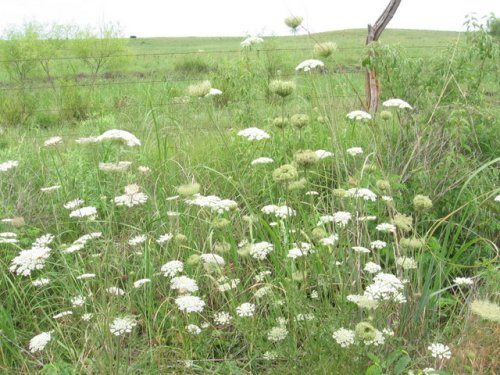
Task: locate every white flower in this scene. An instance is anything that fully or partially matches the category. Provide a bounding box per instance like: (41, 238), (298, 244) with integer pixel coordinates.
(346, 110), (372, 121)
(320, 234), (339, 246)
(236, 302), (256, 317)
(267, 326), (288, 342)
(129, 235), (147, 246)
(370, 240), (387, 250)
(382, 98), (413, 109)
(40, 185), (61, 192)
(317, 215), (334, 225)
(346, 188), (377, 201)
(241, 36), (264, 47)
(376, 223), (396, 232)
(332, 328), (355, 347)
(214, 311), (232, 326)
(138, 165), (151, 174)
(32, 278), (50, 286)
(62, 232), (102, 254)
(0, 232), (18, 244)
(250, 242), (274, 260)
(200, 253), (225, 265)
(64, 198), (84, 210)
(453, 277), (474, 286)
(114, 184), (148, 207)
(346, 147), (363, 156)
(254, 270), (272, 282)
(306, 191), (319, 196)
(82, 313), (93, 321)
(428, 343), (451, 359)
(295, 313), (315, 321)
(133, 278), (151, 288)
(352, 246), (370, 254)
(263, 351), (278, 361)
(333, 211), (352, 226)
(157, 233), (173, 244)
(346, 294), (379, 309)
(185, 194), (238, 213)
(205, 88), (222, 97)
(175, 295), (205, 313)
(82, 129), (141, 147)
(237, 127), (271, 141)
(217, 277), (240, 292)
(9, 235), (54, 276)
(69, 206), (97, 220)
(287, 242), (314, 259)
(110, 316), (137, 336)
(186, 324), (202, 335)
(396, 256), (417, 270)
(364, 273), (406, 303)
(161, 260), (184, 277)
(314, 149), (333, 159)
(99, 161), (132, 173)
(254, 286), (272, 298)
(251, 157), (274, 165)
(77, 273), (96, 280)
(364, 262), (382, 274)
(494, 194), (500, 202)
(310, 290), (319, 299)
(295, 59), (324, 72)
(364, 329), (386, 346)
(53, 311), (73, 319)
(44, 136), (63, 147)
(171, 276), (199, 293)
(261, 204), (296, 219)
(107, 287), (125, 296)
(29, 331), (53, 353)
(71, 295), (86, 307)
(0, 160), (19, 172)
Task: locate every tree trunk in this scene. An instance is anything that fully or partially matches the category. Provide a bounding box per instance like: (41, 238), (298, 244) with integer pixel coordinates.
(365, 0), (402, 113)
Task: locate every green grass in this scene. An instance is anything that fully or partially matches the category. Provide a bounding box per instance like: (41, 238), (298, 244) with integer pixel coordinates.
(0, 27), (498, 374)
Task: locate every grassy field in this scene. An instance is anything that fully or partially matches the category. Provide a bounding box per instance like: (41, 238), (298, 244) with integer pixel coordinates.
(0, 26), (498, 374)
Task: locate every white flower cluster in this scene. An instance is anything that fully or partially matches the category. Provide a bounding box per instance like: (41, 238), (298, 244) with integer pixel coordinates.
(267, 325), (288, 342)
(200, 253), (225, 265)
(295, 59), (324, 72)
(428, 343), (452, 359)
(175, 295), (205, 313)
(99, 161), (132, 172)
(0, 160), (19, 172)
(314, 149), (333, 159)
(364, 262), (382, 274)
(237, 127), (271, 141)
(249, 241), (274, 260)
(370, 240), (387, 250)
(9, 234), (54, 276)
(161, 260), (184, 277)
(69, 206), (97, 220)
(453, 277), (474, 286)
(157, 233), (173, 244)
(364, 273), (406, 303)
(396, 256), (418, 270)
(217, 276), (240, 292)
(129, 234), (147, 246)
(214, 311), (232, 326)
(0, 232), (18, 244)
(261, 204), (296, 219)
(171, 276), (199, 293)
(382, 98), (413, 109)
(110, 316), (137, 336)
(62, 232), (102, 254)
(76, 129), (141, 147)
(320, 234), (339, 246)
(64, 198), (84, 210)
(346, 188), (377, 201)
(133, 278), (151, 288)
(241, 36), (263, 47)
(287, 242), (315, 259)
(251, 157), (274, 165)
(44, 136), (63, 147)
(29, 331), (53, 353)
(332, 328), (355, 347)
(236, 302), (256, 317)
(346, 147), (363, 156)
(185, 194), (238, 213)
(346, 110), (372, 121)
(40, 185), (61, 192)
(376, 223), (396, 232)
(114, 184), (148, 208)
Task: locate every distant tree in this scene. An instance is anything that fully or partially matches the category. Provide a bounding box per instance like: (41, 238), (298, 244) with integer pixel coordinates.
(487, 15), (500, 37)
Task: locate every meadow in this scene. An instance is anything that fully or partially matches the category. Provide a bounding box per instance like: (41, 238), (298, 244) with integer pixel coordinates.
(0, 21), (499, 374)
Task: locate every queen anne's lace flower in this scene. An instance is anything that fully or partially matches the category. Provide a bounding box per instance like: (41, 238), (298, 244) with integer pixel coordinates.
(346, 147), (363, 156)
(320, 234), (339, 246)
(332, 328), (355, 347)
(249, 242), (274, 260)
(0, 160), (19, 172)
(64, 199), (84, 210)
(99, 161), (132, 172)
(214, 311), (232, 326)
(237, 127), (271, 141)
(287, 242), (314, 259)
(186, 324), (202, 335)
(453, 277), (474, 286)
(251, 157), (274, 165)
(29, 331), (53, 353)
(114, 184), (148, 207)
(161, 260), (184, 277)
(346, 188), (377, 201)
(175, 295), (205, 313)
(370, 240), (387, 250)
(241, 36), (263, 47)
(376, 223), (396, 232)
(314, 149), (333, 159)
(428, 343), (451, 359)
(9, 234), (54, 276)
(77, 129), (141, 147)
(171, 276), (199, 293)
(200, 253), (225, 265)
(107, 287), (125, 296)
(133, 278), (151, 288)
(236, 302), (256, 317)
(364, 262), (382, 274)
(185, 194), (238, 213)
(346, 110), (372, 121)
(267, 326), (288, 342)
(129, 235), (147, 246)
(110, 316), (137, 336)
(295, 59), (324, 72)
(364, 273), (406, 303)
(382, 98), (413, 109)
(157, 233), (173, 244)
(69, 206), (97, 220)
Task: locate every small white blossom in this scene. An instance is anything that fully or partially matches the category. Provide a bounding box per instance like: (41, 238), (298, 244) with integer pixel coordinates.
(346, 147), (363, 156)
(0, 160), (19, 172)
(382, 98), (413, 109)
(129, 235), (147, 246)
(186, 324), (202, 335)
(29, 331), (53, 353)
(332, 328), (355, 347)
(295, 59), (324, 72)
(161, 260), (184, 277)
(32, 278), (50, 286)
(237, 127), (271, 141)
(346, 188), (377, 201)
(107, 287), (125, 296)
(53, 311), (73, 319)
(267, 326), (288, 342)
(314, 149), (333, 159)
(376, 223), (396, 232)
(453, 277), (474, 286)
(364, 262), (382, 274)
(110, 316), (137, 336)
(370, 240), (387, 250)
(133, 278), (151, 288)
(171, 276), (199, 293)
(71, 295), (86, 307)
(319, 234), (339, 246)
(236, 302), (256, 317)
(251, 157), (274, 165)
(214, 311), (232, 326)
(175, 295), (205, 313)
(241, 36), (264, 47)
(428, 343), (451, 359)
(346, 110), (372, 121)
(64, 199), (84, 210)
(69, 206), (97, 220)
(250, 242), (274, 260)
(352, 246), (370, 254)
(157, 233), (173, 244)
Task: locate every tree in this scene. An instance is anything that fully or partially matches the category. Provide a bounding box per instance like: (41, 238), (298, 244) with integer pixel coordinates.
(365, 0), (402, 113)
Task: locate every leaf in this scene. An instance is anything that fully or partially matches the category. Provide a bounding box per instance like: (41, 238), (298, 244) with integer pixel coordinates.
(365, 364), (383, 375)
(393, 354), (411, 375)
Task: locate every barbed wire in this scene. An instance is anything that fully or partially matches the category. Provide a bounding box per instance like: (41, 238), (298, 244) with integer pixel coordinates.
(0, 45), (453, 64)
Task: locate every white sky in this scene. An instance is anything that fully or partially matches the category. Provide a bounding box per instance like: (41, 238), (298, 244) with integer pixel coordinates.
(1, 0), (499, 37)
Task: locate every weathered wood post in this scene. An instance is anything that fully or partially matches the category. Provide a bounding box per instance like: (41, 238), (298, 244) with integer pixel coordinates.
(365, 0), (402, 113)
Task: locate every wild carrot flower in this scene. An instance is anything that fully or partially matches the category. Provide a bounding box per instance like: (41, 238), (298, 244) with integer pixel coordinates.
(267, 326), (288, 342)
(237, 127), (271, 141)
(269, 80), (296, 98)
(236, 303), (256, 317)
(453, 277), (474, 286)
(69, 206), (97, 220)
(157, 233), (173, 244)
(107, 287), (125, 296)
(346, 188), (377, 201)
(346, 110), (372, 121)
(53, 311), (73, 319)
(332, 328), (355, 347)
(114, 184), (148, 207)
(64, 199), (84, 210)
(110, 317), (137, 336)
(428, 343), (451, 359)
(29, 331), (53, 353)
(249, 242), (274, 260)
(295, 59), (324, 72)
(99, 161), (132, 172)
(251, 157), (274, 165)
(32, 278), (50, 286)
(346, 147), (363, 156)
(214, 311), (232, 326)
(315, 149), (333, 159)
(129, 235), (147, 246)
(175, 295), (205, 313)
(171, 276), (199, 293)
(0, 160), (19, 172)
(382, 98), (413, 109)
(133, 278), (151, 288)
(364, 262), (382, 274)
(376, 223), (396, 232)
(240, 36), (263, 47)
(161, 260), (184, 277)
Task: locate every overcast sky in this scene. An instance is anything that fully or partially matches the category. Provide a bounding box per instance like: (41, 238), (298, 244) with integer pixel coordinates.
(1, 0), (499, 37)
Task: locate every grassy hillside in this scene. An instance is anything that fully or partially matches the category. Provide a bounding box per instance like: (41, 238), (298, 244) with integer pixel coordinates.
(0, 26), (498, 374)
